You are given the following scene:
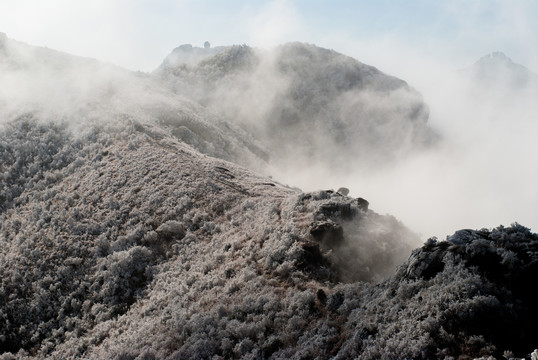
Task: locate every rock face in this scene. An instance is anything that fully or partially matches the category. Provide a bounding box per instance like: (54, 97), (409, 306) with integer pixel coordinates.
(155, 42), (438, 171)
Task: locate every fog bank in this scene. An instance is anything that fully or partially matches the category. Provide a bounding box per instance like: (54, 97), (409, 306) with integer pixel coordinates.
(273, 52), (538, 239)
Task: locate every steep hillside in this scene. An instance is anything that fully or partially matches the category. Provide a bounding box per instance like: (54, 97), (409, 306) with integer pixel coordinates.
(0, 116), (418, 358)
(0, 117), (537, 359)
(155, 42), (437, 171)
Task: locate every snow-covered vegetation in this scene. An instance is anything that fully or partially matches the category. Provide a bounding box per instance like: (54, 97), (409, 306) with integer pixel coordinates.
(1, 34), (537, 359)
(2, 116), (537, 359)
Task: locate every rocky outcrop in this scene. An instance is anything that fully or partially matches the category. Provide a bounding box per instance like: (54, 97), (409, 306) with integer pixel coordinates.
(392, 225), (538, 358)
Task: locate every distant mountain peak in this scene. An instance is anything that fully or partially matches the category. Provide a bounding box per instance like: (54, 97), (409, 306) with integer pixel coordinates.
(464, 51), (538, 89)
(479, 51), (512, 63)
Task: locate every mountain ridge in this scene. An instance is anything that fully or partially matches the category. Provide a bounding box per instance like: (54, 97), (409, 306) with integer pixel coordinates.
(155, 41), (438, 172)
(1, 35), (537, 358)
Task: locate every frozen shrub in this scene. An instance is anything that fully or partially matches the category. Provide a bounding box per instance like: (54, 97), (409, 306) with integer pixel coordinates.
(156, 220), (185, 239)
(91, 246), (153, 309)
(0, 115), (78, 211)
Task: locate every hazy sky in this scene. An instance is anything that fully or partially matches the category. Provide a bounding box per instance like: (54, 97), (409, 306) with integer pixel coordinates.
(1, 0), (537, 75)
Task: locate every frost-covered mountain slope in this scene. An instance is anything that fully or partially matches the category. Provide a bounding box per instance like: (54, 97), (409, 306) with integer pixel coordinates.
(155, 42), (437, 171)
(0, 34), (267, 171)
(1, 117), (537, 359)
(0, 116), (418, 358)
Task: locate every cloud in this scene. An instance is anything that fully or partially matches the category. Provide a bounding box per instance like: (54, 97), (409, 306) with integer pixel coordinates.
(273, 48), (538, 240)
(0, 0), (194, 70)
